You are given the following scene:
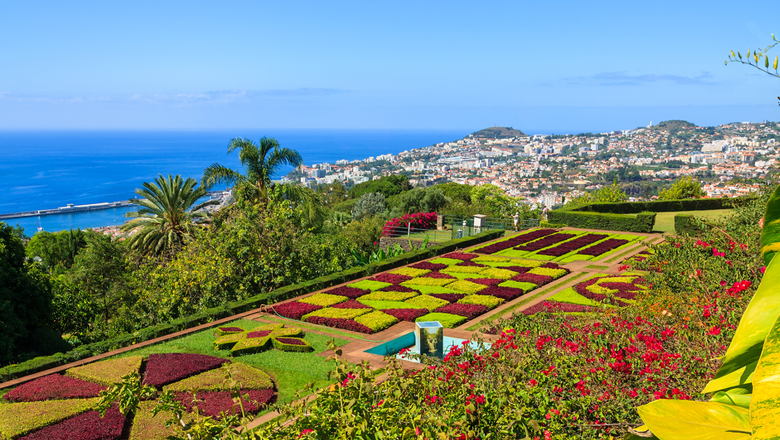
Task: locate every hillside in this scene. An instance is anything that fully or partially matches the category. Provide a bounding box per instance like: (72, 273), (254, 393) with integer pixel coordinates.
(650, 120), (697, 134)
(469, 126), (527, 139)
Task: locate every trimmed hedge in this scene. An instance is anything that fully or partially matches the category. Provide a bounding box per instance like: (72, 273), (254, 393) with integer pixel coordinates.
(0, 230), (503, 382)
(674, 214), (700, 235)
(547, 210), (656, 233)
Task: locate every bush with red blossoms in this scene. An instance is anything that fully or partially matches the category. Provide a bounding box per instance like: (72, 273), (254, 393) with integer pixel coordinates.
(144, 353), (227, 388)
(272, 301), (323, 319)
(382, 212), (438, 237)
(3, 374), (106, 402)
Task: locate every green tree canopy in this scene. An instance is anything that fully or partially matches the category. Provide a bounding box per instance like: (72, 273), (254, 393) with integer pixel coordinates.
(348, 175), (410, 199)
(25, 229), (91, 274)
(658, 176), (706, 200)
(122, 174), (218, 256)
(470, 184), (521, 218)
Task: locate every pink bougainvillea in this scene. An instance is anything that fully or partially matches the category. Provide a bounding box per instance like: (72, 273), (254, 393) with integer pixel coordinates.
(383, 212), (438, 236)
(144, 353), (227, 388)
(4, 374), (106, 402)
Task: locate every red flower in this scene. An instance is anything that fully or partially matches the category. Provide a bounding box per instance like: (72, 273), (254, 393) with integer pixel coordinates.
(299, 429), (315, 438)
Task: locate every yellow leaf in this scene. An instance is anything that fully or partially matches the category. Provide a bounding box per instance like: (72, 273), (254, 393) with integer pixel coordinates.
(774, 55), (778, 70)
(637, 400), (751, 440)
(750, 312), (780, 439)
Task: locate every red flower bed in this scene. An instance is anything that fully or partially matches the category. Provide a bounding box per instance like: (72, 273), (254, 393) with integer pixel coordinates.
(500, 266), (531, 274)
(599, 282), (643, 300)
(174, 389), (275, 418)
(247, 331), (272, 338)
(573, 278), (630, 306)
(540, 262), (560, 269)
(305, 316), (374, 334)
(330, 299), (372, 309)
(442, 252), (478, 261)
(21, 406), (124, 440)
(436, 303), (489, 319)
(511, 273), (553, 286)
(478, 286), (525, 300)
(410, 261), (448, 270)
(521, 300), (597, 315)
(422, 271), (456, 279)
(144, 353), (227, 388)
(536, 234), (608, 257)
(577, 238), (629, 256)
(383, 212), (437, 237)
(272, 301), (322, 319)
(3, 374), (106, 402)
(429, 293), (466, 303)
(371, 273), (413, 284)
(469, 278), (504, 286)
(382, 308), (429, 322)
(475, 229), (558, 254)
(216, 326), (243, 333)
(514, 233), (576, 252)
(379, 284), (420, 292)
(323, 286), (371, 298)
(275, 338), (306, 345)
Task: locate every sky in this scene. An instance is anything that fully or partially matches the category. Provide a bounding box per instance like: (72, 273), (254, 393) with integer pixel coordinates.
(0, 1), (778, 133)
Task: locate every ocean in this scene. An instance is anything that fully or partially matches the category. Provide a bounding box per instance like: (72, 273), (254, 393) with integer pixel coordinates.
(0, 129), (470, 235)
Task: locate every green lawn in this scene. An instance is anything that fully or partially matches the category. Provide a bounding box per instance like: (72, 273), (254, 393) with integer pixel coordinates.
(653, 209), (732, 234)
(109, 319), (350, 406)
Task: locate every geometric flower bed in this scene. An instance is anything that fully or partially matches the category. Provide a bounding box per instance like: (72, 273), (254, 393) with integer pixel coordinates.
(0, 353), (276, 439)
(473, 228), (643, 262)
(522, 272), (648, 315)
(213, 324), (313, 354)
(273, 252), (570, 333)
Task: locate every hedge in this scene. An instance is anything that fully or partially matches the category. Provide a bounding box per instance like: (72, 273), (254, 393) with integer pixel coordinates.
(567, 196), (755, 214)
(0, 229), (504, 383)
(547, 210), (657, 233)
(674, 214), (701, 236)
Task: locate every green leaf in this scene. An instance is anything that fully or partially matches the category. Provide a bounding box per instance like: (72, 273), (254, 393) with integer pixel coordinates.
(761, 183), (780, 265)
(703, 252), (780, 393)
(637, 400), (751, 440)
(750, 312), (780, 439)
(702, 362), (756, 394)
(710, 388), (752, 409)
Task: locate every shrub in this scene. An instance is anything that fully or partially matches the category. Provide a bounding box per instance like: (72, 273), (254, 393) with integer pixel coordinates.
(3, 374), (105, 402)
(299, 293), (349, 307)
(347, 280), (393, 291)
(383, 212), (437, 236)
(230, 336), (273, 355)
(404, 295), (449, 311)
(389, 267), (431, 277)
(357, 300), (421, 310)
(352, 192), (387, 220)
(547, 210), (657, 233)
(164, 363), (274, 392)
(536, 233), (608, 256)
(428, 257), (463, 266)
(66, 356), (143, 387)
(442, 252), (478, 261)
(304, 317), (374, 334)
(511, 273), (553, 286)
(401, 277), (454, 287)
(479, 267), (520, 279)
(515, 233), (577, 251)
(382, 308), (429, 322)
(458, 294), (503, 308)
(446, 279), (489, 294)
(272, 337), (314, 352)
(441, 265), (485, 274)
(528, 267), (569, 278)
(479, 286), (527, 300)
(420, 271), (456, 279)
(355, 311), (399, 332)
(521, 300), (597, 315)
(330, 299), (372, 309)
(410, 261), (448, 270)
(143, 354), (227, 388)
(415, 312), (466, 328)
(469, 278), (504, 286)
(358, 291), (418, 301)
(272, 301), (322, 320)
(474, 228), (558, 254)
(18, 406), (125, 440)
(214, 326), (244, 336)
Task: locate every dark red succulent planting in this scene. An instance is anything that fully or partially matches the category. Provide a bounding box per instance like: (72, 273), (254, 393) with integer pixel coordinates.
(304, 316), (374, 334)
(371, 273), (413, 284)
(521, 300), (598, 315)
(500, 266), (531, 274)
(143, 353), (227, 388)
(573, 278), (630, 306)
(541, 262), (561, 269)
(3, 374), (106, 402)
(577, 238), (629, 256)
(535, 234), (608, 257)
(382, 308), (429, 322)
(410, 261), (448, 270)
(475, 228), (558, 254)
(514, 233), (577, 252)
(276, 338), (306, 345)
(436, 303), (489, 319)
(272, 301), (322, 320)
(247, 331), (272, 338)
(455, 260), (486, 267)
(217, 326), (243, 333)
(469, 278), (504, 286)
(442, 252), (478, 261)
(174, 389), (275, 418)
(479, 286), (525, 300)
(378, 284), (420, 292)
(422, 271), (456, 279)
(511, 273), (554, 286)
(330, 299), (372, 309)
(429, 293), (466, 303)
(323, 286), (371, 298)
(19, 406), (125, 440)
(599, 282), (643, 300)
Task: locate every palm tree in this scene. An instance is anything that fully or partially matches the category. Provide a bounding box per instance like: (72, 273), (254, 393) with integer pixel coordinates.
(201, 137), (304, 204)
(121, 174), (218, 255)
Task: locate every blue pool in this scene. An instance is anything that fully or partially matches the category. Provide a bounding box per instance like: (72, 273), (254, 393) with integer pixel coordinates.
(364, 332), (491, 362)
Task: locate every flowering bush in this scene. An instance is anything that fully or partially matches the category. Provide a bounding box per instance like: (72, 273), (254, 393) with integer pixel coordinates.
(4, 374), (106, 402)
(382, 212), (438, 236)
(143, 353), (227, 388)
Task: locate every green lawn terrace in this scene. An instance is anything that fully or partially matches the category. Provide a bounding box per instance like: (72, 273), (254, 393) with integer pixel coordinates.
(0, 320), (349, 440)
(272, 251), (572, 333)
(471, 227), (647, 263)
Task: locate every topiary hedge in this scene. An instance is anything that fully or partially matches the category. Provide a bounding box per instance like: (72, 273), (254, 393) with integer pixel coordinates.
(547, 210), (657, 233)
(0, 229), (504, 383)
(674, 214), (700, 236)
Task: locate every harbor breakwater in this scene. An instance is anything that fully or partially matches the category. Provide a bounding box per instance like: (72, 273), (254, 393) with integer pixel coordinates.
(0, 200), (134, 220)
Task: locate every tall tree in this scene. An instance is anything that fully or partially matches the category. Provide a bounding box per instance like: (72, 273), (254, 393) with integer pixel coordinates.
(201, 137), (304, 204)
(122, 174), (217, 256)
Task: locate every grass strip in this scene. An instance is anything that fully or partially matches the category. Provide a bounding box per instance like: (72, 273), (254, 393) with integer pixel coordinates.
(464, 271), (589, 331)
(602, 243), (646, 264)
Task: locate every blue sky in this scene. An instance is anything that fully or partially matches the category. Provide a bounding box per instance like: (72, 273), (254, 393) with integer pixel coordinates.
(0, 1), (778, 132)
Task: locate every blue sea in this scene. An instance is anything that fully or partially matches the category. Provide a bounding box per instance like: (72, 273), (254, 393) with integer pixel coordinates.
(0, 130), (469, 235)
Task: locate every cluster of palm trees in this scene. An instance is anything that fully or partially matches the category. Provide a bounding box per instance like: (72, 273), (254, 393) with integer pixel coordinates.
(122, 137), (308, 256)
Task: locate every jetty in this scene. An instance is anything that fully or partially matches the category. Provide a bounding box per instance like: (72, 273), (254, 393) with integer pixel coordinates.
(0, 201), (134, 220)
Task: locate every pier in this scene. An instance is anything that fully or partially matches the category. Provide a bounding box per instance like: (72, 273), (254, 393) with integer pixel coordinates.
(0, 200), (134, 220)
